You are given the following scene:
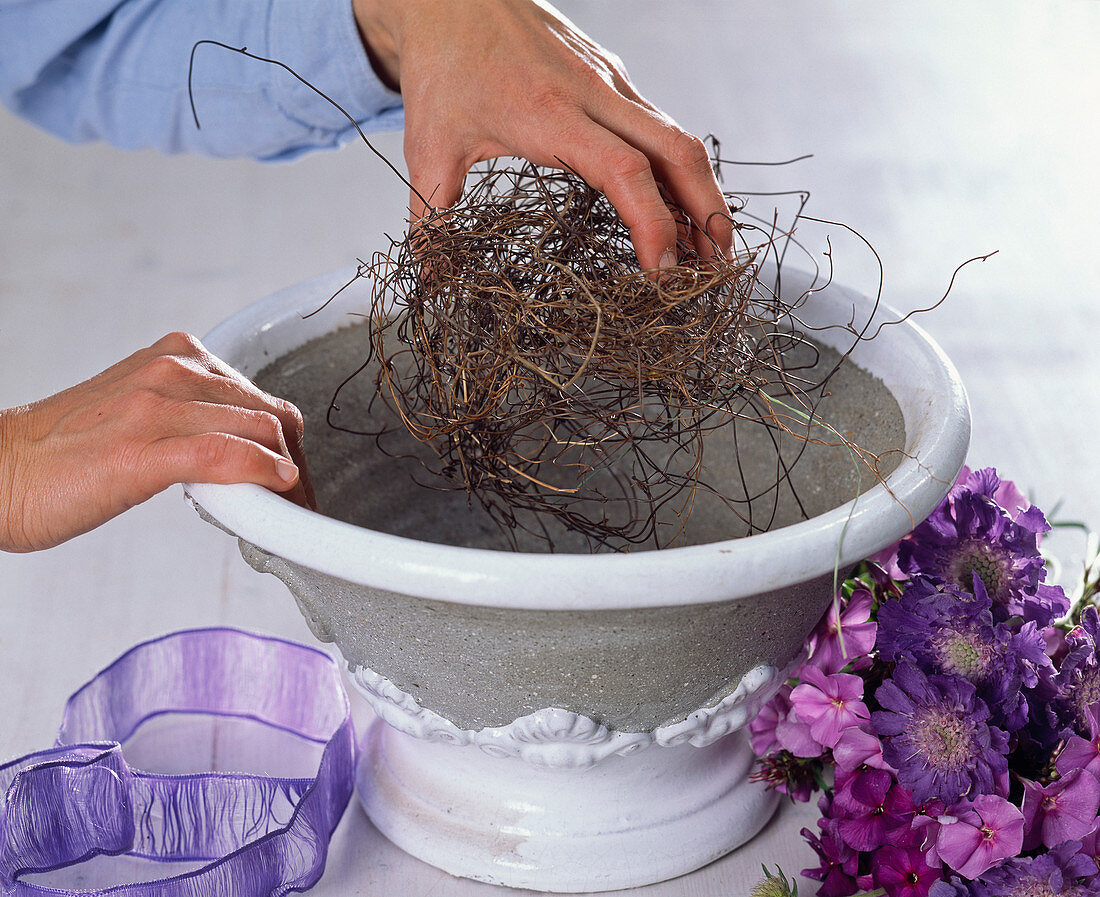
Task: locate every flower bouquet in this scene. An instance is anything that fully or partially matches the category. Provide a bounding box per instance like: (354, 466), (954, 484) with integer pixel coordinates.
(750, 467), (1100, 897)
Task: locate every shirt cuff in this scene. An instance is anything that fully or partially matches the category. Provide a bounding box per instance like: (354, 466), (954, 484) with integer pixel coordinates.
(267, 0), (404, 136)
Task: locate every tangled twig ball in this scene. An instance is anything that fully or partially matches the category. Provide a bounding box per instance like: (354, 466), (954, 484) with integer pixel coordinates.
(328, 161), (864, 549)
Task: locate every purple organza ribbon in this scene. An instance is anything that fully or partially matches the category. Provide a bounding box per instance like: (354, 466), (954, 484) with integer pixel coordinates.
(0, 628), (356, 896)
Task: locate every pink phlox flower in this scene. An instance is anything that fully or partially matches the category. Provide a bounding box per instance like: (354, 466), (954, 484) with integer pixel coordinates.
(908, 802), (947, 867)
(1056, 703), (1100, 780)
(751, 682), (824, 758)
(775, 713), (822, 758)
(871, 844), (942, 897)
(832, 725), (890, 774)
(750, 683), (790, 756)
(1044, 624), (1070, 664)
(802, 813), (860, 897)
(790, 665), (870, 749)
(1076, 821), (1100, 887)
(993, 480), (1030, 521)
(870, 542), (907, 581)
(807, 587), (878, 675)
(1021, 767), (1100, 851)
(833, 766), (891, 809)
(928, 794), (1024, 879)
(752, 684), (814, 758)
(832, 767), (918, 852)
(846, 654), (875, 674)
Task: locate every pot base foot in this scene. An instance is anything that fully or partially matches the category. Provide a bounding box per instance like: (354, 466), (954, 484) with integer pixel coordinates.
(356, 719), (779, 892)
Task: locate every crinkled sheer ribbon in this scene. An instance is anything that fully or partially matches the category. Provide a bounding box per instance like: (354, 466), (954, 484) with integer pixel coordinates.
(0, 628), (356, 895)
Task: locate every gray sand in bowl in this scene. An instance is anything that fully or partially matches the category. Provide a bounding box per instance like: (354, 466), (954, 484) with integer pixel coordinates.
(255, 321), (905, 553)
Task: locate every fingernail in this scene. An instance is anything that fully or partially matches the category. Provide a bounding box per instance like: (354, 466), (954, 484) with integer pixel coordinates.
(276, 458), (299, 483)
(660, 248), (677, 269)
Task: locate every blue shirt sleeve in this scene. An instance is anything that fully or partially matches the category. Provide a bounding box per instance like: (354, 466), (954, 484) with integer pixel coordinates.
(0, 0), (405, 160)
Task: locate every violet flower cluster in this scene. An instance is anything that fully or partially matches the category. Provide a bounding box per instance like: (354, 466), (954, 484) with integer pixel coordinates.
(749, 467), (1100, 897)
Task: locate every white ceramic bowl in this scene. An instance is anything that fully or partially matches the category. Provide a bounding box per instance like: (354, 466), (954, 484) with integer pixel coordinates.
(185, 264), (969, 891)
(189, 265), (967, 612)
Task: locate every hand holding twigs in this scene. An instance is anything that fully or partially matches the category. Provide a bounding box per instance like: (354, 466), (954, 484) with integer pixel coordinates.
(0, 333), (314, 552)
(351, 0), (733, 272)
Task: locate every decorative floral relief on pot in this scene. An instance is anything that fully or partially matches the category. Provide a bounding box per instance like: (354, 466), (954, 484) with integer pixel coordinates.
(349, 660), (787, 769)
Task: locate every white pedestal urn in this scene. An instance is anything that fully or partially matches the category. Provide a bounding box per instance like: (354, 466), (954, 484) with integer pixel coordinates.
(186, 265), (970, 892)
(351, 661), (782, 891)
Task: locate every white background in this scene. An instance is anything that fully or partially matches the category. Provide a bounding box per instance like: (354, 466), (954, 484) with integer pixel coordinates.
(1, 2), (1098, 893)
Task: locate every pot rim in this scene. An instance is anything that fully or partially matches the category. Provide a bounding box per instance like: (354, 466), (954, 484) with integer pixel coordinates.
(186, 265), (970, 610)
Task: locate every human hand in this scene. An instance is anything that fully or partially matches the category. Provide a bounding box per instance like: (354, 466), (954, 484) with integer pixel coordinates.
(351, 0), (733, 273)
(0, 332), (315, 553)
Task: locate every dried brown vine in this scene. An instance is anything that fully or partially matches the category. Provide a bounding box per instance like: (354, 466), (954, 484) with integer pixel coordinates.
(325, 160), (893, 550)
(187, 44), (991, 551)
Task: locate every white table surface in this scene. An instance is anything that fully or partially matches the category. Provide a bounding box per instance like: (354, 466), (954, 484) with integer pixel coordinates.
(1, 2), (1098, 894)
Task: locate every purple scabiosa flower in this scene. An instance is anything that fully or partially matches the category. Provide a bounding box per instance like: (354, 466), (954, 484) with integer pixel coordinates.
(872, 662), (1009, 805)
(928, 880), (974, 897)
(871, 844), (942, 897)
(878, 576), (1051, 734)
(831, 766), (917, 852)
(876, 577), (988, 670)
(802, 799), (861, 897)
(898, 469), (1065, 626)
(955, 466), (1031, 522)
(994, 621), (1054, 732)
(884, 466), (1032, 604)
(1028, 582), (1073, 630)
(976, 841), (1097, 896)
(1055, 608), (1100, 737)
(790, 665), (870, 750)
(926, 794), (1024, 880)
(1019, 644), (1071, 762)
(1020, 767), (1100, 851)
(749, 749), (822, 802)
(807, 587), (878, 675)
(1047, 839), (1100, 884)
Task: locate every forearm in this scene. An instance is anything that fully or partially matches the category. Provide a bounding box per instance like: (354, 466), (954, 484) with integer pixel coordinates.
(0, 405), (32, 553)
(0, 0), (404, 160)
